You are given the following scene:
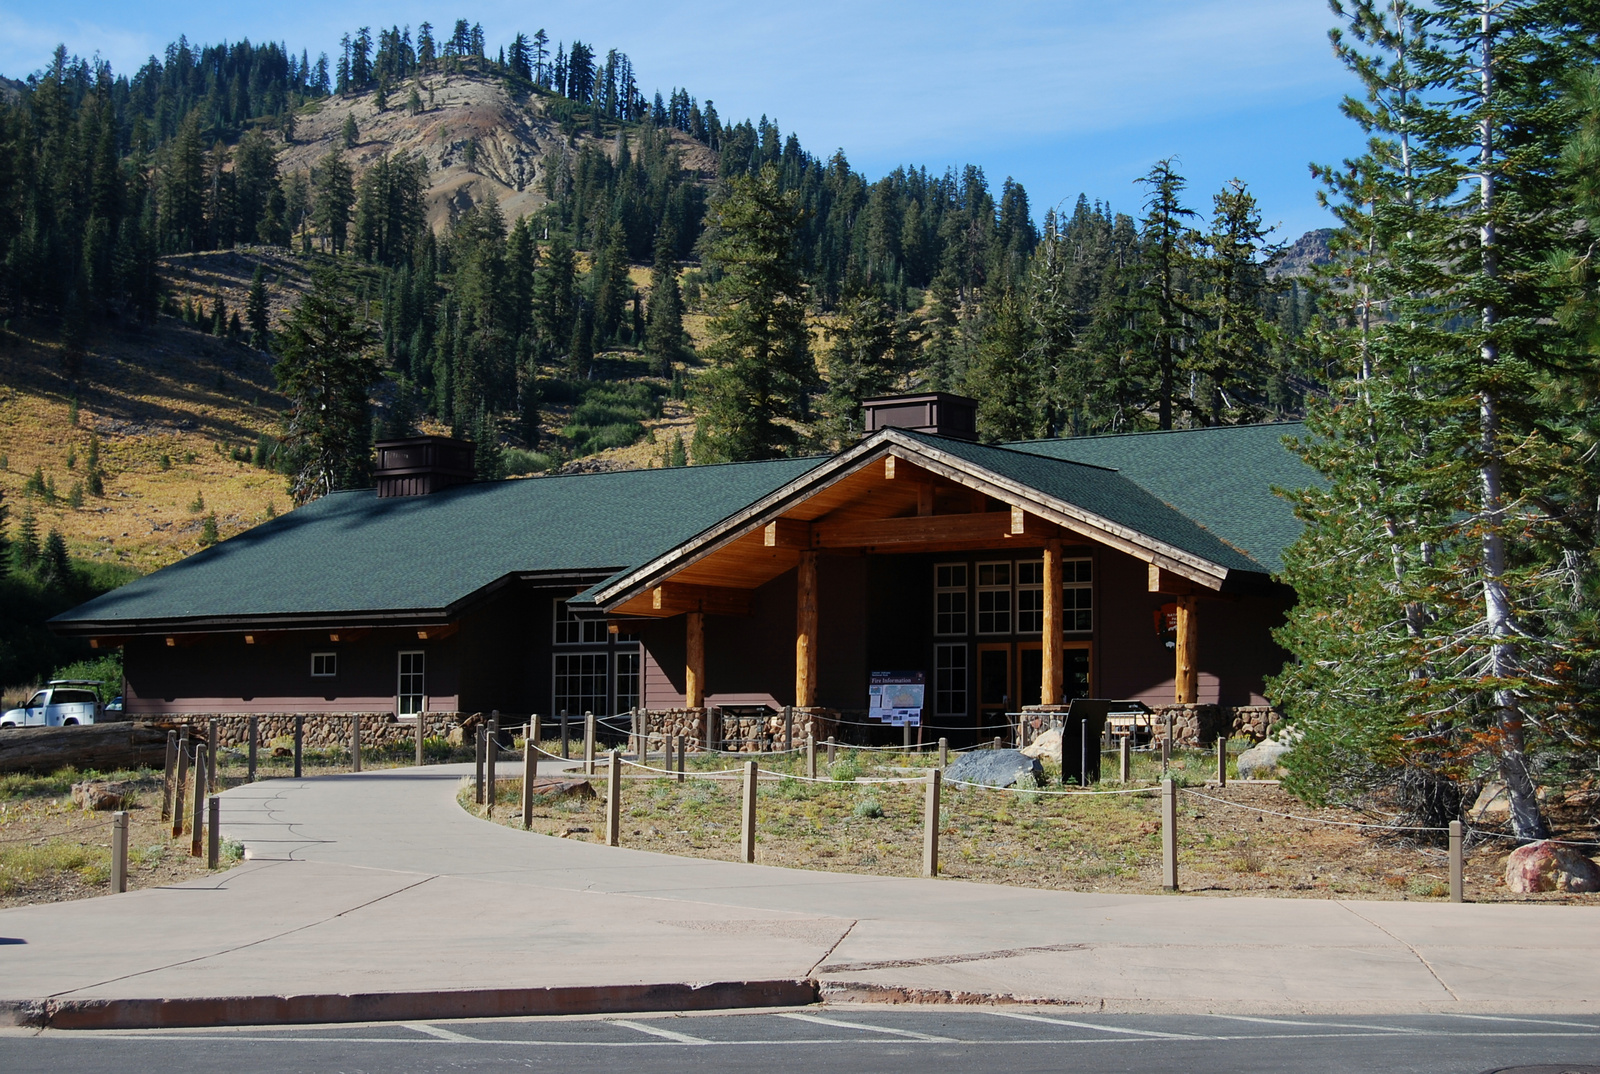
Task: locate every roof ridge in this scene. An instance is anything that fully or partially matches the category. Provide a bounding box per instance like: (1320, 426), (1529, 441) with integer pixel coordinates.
(1003, 420), (1304, 448)
(893, 429), (1122, 472)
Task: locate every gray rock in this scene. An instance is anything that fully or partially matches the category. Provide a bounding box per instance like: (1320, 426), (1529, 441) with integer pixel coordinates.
(944, 749), (1044, 789)
(1237, 738), (1292, 780)
(71, 780), (131, 811)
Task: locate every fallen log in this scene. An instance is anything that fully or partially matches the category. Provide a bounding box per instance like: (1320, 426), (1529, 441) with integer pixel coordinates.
(0, 722), (174, 774)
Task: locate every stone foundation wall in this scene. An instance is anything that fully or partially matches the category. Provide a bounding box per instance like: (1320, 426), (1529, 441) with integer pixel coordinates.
(1228, 706), (1281, 742)
(640, 707), (839, 752)
(149, 713), (464, 751)
(1019, 703), (1281, 747)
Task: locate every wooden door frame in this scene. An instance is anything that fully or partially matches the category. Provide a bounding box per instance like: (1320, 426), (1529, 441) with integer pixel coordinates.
(1063, 639), (1094, 698)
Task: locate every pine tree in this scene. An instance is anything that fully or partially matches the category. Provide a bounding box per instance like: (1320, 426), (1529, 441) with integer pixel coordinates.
(313, 149), (355, 254)
(1272, 0), (1600, 839)
(40, 529), (71, 589)
(1191, 180), (1281, 425)
(695, 164), (815, 461)
(11, 507), (39, 576)
(274, 271), (381, 504)
(965, 285), (1037, 441)
(1132, 158), (1200, 429)
(644, 233), (689, 375)
(342, 113), (359, 149)
(247, 265), (271, 349)
(818, 288), (912, 447)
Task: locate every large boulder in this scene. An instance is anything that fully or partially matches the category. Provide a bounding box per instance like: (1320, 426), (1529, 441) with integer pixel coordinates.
(1020, 727), (1062, 760)
(1505, 840), (1600, 893)
(944, 749), (1043, 789)
(71, 779), (131, 811)
(1236, 738), (1292, 780)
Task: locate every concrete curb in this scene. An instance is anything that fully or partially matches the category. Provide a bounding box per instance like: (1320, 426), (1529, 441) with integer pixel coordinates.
(0, 978), (820, 1030)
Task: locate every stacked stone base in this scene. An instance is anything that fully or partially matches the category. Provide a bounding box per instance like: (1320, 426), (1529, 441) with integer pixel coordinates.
(1019, 703), (1282, 748)
(139, 713), (464, 751)
(641, 707), (839, 752)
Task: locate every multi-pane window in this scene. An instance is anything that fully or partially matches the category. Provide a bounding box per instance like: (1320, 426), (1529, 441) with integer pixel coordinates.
(1016, 560), (1045, 633)
(311, 652), (337, 678)
(615, 651), (641, 713)
(554, 599), (607, 645)
(1064, 558), (1093, 633)
(934, 563), (968, 636)
(397, 651), (425, 715)
(976, 561), (1012, 634)
(934, 643), (968, 716)
(554, 653), (608, 715)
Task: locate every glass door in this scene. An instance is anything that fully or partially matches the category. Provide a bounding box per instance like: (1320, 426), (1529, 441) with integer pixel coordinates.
(976, 643), (1011, 737)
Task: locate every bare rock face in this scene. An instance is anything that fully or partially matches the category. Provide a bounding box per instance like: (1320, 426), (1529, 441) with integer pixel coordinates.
(71, 780), (131, 811)
(1504, 840), (1600, 893)
(1237, 738), (1292, 779)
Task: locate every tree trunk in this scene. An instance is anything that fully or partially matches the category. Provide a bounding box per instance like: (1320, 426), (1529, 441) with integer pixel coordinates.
(0, 723), (175, 774)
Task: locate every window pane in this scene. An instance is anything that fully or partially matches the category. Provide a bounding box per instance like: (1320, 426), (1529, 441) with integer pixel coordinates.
(977, 589), (1011, 634)
(554, 653), (608, 716)
(935, 591), (967, 636)
(935, 563), (966, 589)
(615, 651), (641, 712)
(1017, 560), (1043, 586)
(935, 644), (967, 716)
(1016, 588), (1043, 633)
(397, 652), (425, 715)
(311, 653), (336, 677)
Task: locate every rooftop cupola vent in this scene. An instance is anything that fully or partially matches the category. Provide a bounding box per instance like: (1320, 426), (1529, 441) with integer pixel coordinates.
(861, 393), (978, 442)
(374, 435), (476, 498)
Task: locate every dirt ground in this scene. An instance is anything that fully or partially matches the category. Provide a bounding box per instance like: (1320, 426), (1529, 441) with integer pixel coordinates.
(0, 767), (228, 909)
(466, 745), (1600, 904)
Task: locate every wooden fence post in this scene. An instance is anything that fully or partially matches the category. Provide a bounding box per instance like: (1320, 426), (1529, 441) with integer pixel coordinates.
(938, 737), (948, 769)
(560, 710), (569, 759)
(584, 712), (596, 775)
(350, 714), (362, 773)
(171, 738), (191, 839)
(293, 716), (303, 778)
(993, 736), (1001, 752)
(826, 736), (836, 764)
(806, 734), (816, 780)
(1120, 736), (1131, 783)
(783, 706), (793, 754)
(677, 734), (686, 783)
(475, 727), (486, 805)
(415, 711), (425, 768)
(485, 712), (499, 814)
(207, 718), (218, 793)
(741, 760), (758, 863)
(923, 768), (942, 877)
(191, 745), (208, 857)
(207, 794), (220, 869)
(1161, 778), (1178, 891)
(247, 716), (258, 783)
(161, 730), (178, 821)
(1450, 820), (1464, 903)
(605, 749), (622, 847)
(1216, 737), (1227, 787)
(111, 810), (128, 893)
(903, 721), (912, 752)
(522, 729), (537, 831)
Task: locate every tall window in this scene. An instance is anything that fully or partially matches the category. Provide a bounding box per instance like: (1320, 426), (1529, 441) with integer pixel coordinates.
(1064, 558), (1094, 633)
(554, 652), (608, 715)
(976, 561), (1012, 634)
(935, 643), (968, 716)
(554, 599), (607, 645)
(397, 651), (425, 715)
(934, 563), (968, 636)
(1015, 560), (1044, 633)
(615, 651), (641, 712)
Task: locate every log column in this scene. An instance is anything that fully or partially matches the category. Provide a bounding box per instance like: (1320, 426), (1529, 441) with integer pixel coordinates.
(685, 610), (705, 709)
(1175, 595), (1198, 704)
(1041, 538), (1063, 705)
(796, 551), (818, 708)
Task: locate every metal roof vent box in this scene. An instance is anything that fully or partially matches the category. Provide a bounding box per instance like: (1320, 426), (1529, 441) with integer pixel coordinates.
(861, 393), (978, 441)
(374, 435), (476, 498)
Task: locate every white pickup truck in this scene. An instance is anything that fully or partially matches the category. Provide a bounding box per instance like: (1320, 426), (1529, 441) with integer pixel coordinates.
(0, 680), (103, 728)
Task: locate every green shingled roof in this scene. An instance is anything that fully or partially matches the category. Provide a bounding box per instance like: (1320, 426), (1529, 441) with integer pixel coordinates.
(1004, 422), (1316, 573)
(53, 457), (825, 628)
(882, 430), (1268, 574)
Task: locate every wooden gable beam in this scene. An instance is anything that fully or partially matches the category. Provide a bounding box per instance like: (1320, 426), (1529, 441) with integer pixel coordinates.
(763, 518), (812, 549)
(652, 582), (753, 617)
(813, 511), (1021, 549)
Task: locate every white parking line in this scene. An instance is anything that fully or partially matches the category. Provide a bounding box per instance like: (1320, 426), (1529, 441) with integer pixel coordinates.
(608, 1019), (710, 1045)
(1200, 1014), (1419, 1034)
(1437, 1013), (1600, 1030)
(779, 1011), (957, 1042)
(982, 1009), (1210, 1040)
(402, 1023), (482, 1042)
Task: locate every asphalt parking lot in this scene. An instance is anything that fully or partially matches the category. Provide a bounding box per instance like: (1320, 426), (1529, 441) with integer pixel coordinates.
(3, 1007), (1598, 1073)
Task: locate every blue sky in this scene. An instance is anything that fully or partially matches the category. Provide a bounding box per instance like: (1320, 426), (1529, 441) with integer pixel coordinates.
(0, 0), (1360, 240)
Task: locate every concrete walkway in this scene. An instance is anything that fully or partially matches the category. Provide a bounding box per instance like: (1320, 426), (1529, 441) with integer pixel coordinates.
(2, 761), (1596, 1027)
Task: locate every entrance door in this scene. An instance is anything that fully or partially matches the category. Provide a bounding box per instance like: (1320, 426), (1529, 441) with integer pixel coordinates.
(976, 643), (1011, 736)
(1017, 642), (1043, 709)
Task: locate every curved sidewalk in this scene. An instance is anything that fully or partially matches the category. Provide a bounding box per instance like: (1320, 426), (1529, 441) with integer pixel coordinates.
(2, 762), (1596, 1027)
